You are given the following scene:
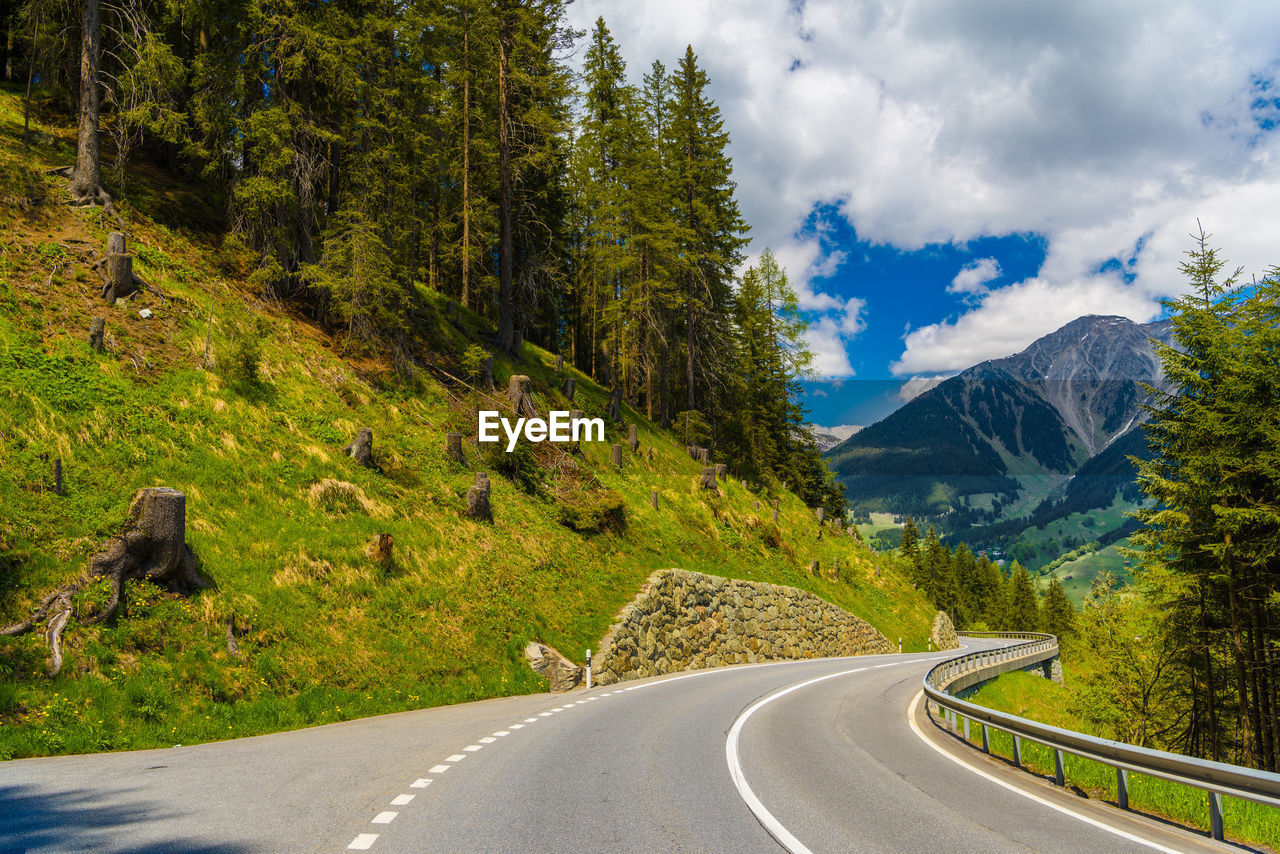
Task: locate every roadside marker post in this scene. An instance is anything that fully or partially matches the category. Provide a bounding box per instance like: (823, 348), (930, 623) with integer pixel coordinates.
(586, 649), (592, 690)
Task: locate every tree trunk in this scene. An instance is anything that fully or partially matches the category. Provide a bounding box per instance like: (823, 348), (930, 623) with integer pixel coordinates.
(628, 423), (638, 452)
(495, 2), (515, 353)
(104, 253), (134, 301)
(480, 356), (494, 391)
(650, 490), (658, 510)
(610, 444), (622, 467)
(700, 466), (717, 490)
(446, 432), (467, 466)
(69, 0), (106, 203)
(506, 375), (536, 418)
(563, 377), (575, 401)
(608, 387), (622, 423)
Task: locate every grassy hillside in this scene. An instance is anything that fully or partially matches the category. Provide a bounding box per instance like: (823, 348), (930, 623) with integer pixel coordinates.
(0, 90), (937, 759)
(1039, 540), (1135, 606)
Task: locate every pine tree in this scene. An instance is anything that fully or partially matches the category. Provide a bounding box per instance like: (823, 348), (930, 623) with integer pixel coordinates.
(1007, 562), (1039, 631)
(1040, 575), (1076, 640)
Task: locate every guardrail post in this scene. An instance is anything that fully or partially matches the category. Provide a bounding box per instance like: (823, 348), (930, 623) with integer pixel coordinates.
(1013, 736), (1023, 769)
(963, 717), (970, 742)
(1209, 791), (1224, 841)
(1116, 768), (1128, 810)
(1054, 749), (1065, 787)
(981, 724), (990, 754)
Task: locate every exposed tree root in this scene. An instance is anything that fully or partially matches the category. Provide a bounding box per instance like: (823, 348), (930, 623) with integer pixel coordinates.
(0, 488), (204, 676)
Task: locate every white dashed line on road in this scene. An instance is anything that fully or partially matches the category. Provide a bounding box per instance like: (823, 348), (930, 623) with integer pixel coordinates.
(371, 812), (397, 825)
(463, 744), (483, 752)
(410, 778), (432, 788)
(494, 730), (511, 736)
(446, 754), (467, 762)
(347, 833), (378, 850)
(390, 794), (415, 806)
(428, 764), (450, 774)
(479, 736), (497, 743)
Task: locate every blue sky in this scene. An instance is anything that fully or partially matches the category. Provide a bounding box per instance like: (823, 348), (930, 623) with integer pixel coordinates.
(565, 1), (1280, 431)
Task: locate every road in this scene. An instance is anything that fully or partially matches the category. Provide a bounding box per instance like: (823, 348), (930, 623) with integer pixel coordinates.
(0, 639), (1234, 853)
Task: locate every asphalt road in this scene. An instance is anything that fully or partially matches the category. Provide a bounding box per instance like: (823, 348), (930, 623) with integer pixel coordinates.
(0, 640), (1237, 853)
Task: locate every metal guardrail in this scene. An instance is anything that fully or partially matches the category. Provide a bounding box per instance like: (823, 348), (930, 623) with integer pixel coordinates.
(923, 631), (1280, 842)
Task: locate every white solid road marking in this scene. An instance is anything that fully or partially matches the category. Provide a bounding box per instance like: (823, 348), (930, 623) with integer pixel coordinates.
(391, 794), (415, 806)
(463, 744), (483, 752)
(725, 666), (871, 854)
(446, 754), (467, 762)
(494, 730), (511, 736)
(410, 778), (432, 788)
(371, 811), (398, 824)
(874, 662), (898, 668)
(907, 691), (1181, 854)
(428, 764), (451, 774)
(347, 833), (378, 850)
(480, 736), (497, 743)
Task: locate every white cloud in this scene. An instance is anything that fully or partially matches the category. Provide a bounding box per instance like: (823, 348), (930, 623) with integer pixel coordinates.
(565, 1), (1280, 375)
(891, 275), (1159, 375)
(801, 296), (867, 377)
(949, 258), (1001, 296)
(897, 374), (952, 401)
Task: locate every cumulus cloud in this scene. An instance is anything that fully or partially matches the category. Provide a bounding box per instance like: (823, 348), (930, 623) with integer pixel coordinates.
(801, 296), (867, 377)
(949, 258), (1001, 296)
(565, 0), (1280, 375)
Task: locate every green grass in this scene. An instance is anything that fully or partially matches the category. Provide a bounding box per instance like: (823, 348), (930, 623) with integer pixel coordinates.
(1039, 540), (1135, 606)
(0, 89), (939, 759)
(961, 669), (1280, 849)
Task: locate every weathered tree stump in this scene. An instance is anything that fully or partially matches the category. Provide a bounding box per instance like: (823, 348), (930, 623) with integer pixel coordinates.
(103, 252), (135, 302)
(611, 444), (623, 467)
(697, 448), (710, 465)
(87, 487), (204, 627)
(479, 356), (495, 391)
(809, 559), (820, 575)
(700, 466), (718, 490)
(373, 533), (394, 572)
(88, 317), (105, 352)
(650, 490), (658, 510)
(446, 432), (467, 466)
(627, 423), (638, 453)
(833, 517), (842, 531)
(465, 473), (492, 521)
(563, 377), (576, 401)
(772, 498), (780, 524)
(1, 487), (204, 675)
(342, 428), (374, 468)
(608, 387), (623, 422)
(815, 507), (825, 524)
(507, 375), (537, 418)
(714, 463), (727, 478)
(555, 354), (564, 373)
(52, 458), (63, 496)
(106, 231), (126, 255)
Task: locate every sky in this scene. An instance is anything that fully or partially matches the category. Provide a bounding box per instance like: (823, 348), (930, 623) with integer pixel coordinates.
(563, 0), (1280, 431)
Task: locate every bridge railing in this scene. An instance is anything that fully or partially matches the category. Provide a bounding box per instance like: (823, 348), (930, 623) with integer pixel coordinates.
(923, 631), (1280, 842)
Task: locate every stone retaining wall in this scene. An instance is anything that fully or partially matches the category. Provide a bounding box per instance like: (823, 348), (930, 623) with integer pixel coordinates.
(931, 611), (958, 650)
(592, 569), (897, 686)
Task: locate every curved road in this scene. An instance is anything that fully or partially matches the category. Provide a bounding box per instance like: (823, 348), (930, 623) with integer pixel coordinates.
(0, 640), (1232, 852)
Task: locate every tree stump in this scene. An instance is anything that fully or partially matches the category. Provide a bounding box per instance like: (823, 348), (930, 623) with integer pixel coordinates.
(753, 501), (760, 510)
(507, 375), (537, 418)
(611, 444), (623, 467)
(809, 559), (820, 575)
(772, 498), (780, 524)
(373, 533), (394, 572)
(465, 473), (492, 521)
(88, 317), (105, 352)
(446, 432), (467, 466)
(700, 466), (718, 490)
(714, 463), (727, 478)
(480, 356), (495, 391)
(88, 487), (204, 624)
(563, 377), (576, 401)
(650, 490), (658, 510)
(52, 458), (63, 496)
(106, 231), (126, 255)
(608, 387), (623, 422)
(342, 428), (374, 468)
(555, 354), (564, 373)
(2, 487), (204, 675)
(628, 423), (638, 452)
(697, 448), (710, 465)
(815, 507), (825, 524)
(104, 252), (135, 302)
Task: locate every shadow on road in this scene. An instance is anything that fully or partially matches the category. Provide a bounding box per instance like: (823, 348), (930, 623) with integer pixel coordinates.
(0, 783), (256, 854)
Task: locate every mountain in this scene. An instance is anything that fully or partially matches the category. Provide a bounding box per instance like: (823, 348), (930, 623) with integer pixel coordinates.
(825, 315), (1173, 534)
(809, 424), (862, 452)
